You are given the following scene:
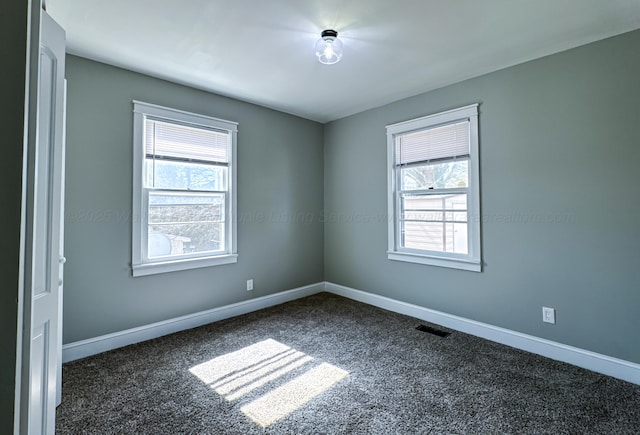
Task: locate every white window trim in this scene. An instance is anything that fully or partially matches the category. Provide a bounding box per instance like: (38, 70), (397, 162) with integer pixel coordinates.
(386, 104), (481, 272)
(131, 101), (238, 277)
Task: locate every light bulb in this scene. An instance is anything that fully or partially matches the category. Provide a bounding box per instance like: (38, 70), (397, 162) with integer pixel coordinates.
(324, 41), (334, 59)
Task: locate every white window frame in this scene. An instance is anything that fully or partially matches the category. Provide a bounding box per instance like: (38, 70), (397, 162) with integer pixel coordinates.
(132, 101), (238, 277)
(386, 104), (481, 272)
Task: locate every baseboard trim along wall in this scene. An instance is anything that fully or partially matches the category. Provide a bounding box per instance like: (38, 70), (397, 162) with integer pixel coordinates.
(63, 280), (640, 386)
(61, 282), (324, 363)
(323, 282), (640, 386)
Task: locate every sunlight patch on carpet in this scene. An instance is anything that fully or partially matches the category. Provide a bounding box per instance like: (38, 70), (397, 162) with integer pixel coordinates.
(241, 362), (348, 427)
(220, 352), (313, 401)
(190, 339), (290, 385)
(189, 338), (349, 427)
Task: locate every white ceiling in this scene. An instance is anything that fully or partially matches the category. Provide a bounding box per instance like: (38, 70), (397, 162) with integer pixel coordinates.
(48, 0), (640, 123)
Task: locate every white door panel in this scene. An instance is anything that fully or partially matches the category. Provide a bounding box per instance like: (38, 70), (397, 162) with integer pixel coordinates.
(29, 322), (49, 434)
(25, 10), (66, 435)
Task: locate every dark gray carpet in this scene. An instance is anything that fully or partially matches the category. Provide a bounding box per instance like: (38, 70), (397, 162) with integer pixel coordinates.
(57, 292), (640, 434)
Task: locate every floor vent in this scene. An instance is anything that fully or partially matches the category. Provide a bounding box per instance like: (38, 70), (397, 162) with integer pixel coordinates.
(416, 324), (451, 338)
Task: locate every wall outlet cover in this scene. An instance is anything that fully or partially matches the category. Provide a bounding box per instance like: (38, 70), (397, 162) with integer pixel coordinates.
(542, 306), (555, 324)
(247, 279), (254, 291)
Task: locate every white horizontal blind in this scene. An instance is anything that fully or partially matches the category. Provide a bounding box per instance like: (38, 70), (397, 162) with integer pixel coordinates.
(395, 120), (469, 165)
(145, 118), (229, 163)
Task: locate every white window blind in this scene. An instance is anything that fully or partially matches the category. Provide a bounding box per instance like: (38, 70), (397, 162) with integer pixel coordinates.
(145, 118), (229, 163)
(395, 120), (469, 165)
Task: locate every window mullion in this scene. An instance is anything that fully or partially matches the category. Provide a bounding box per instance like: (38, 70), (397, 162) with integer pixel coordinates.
(147, 187), (227, 195)
(399, 187), (469, 195)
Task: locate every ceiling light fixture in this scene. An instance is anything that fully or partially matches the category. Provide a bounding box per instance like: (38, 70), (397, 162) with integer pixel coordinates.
(315, 29), (343, 65)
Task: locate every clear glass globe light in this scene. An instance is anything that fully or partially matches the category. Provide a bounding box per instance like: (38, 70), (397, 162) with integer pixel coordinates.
(315, 31), (343, 65)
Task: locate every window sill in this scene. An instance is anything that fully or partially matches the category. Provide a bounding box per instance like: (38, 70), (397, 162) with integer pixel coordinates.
(132, 254), (238, 277)
(387, 251), (481, 272)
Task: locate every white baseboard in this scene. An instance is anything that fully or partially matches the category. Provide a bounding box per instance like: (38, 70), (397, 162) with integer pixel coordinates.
(324, 282), (640, 386)
(62, 282), (325, 363)
(63, 279), (640, 386)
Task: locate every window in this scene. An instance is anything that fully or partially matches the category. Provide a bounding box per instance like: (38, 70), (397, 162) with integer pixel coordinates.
(132, 101), (237, 276)
(386, 104), (481, 272)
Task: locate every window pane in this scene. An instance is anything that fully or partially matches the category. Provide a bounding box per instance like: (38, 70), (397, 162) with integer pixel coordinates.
(402, 222), (468, 254)
(402, 193), (467, 214)
(148, 192), (225, 258)
(401, 193), (468, 254)
(145, 159), (227, 191)
(401, 159), (468, 190)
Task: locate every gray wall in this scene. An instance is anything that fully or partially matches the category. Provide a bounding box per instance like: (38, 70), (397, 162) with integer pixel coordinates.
(63, 56), (324, 343)
(65, 30), (640, 366)
(324, 30), (640, 364)
(0, 1), (34, 430)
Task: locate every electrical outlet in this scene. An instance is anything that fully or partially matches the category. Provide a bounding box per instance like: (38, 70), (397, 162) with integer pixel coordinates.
(247, 279), (254, 291)
(542, 307), (555, 324)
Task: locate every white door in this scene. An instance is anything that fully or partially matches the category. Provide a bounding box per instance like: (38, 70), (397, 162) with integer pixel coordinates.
(24, 10), (66, 434)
